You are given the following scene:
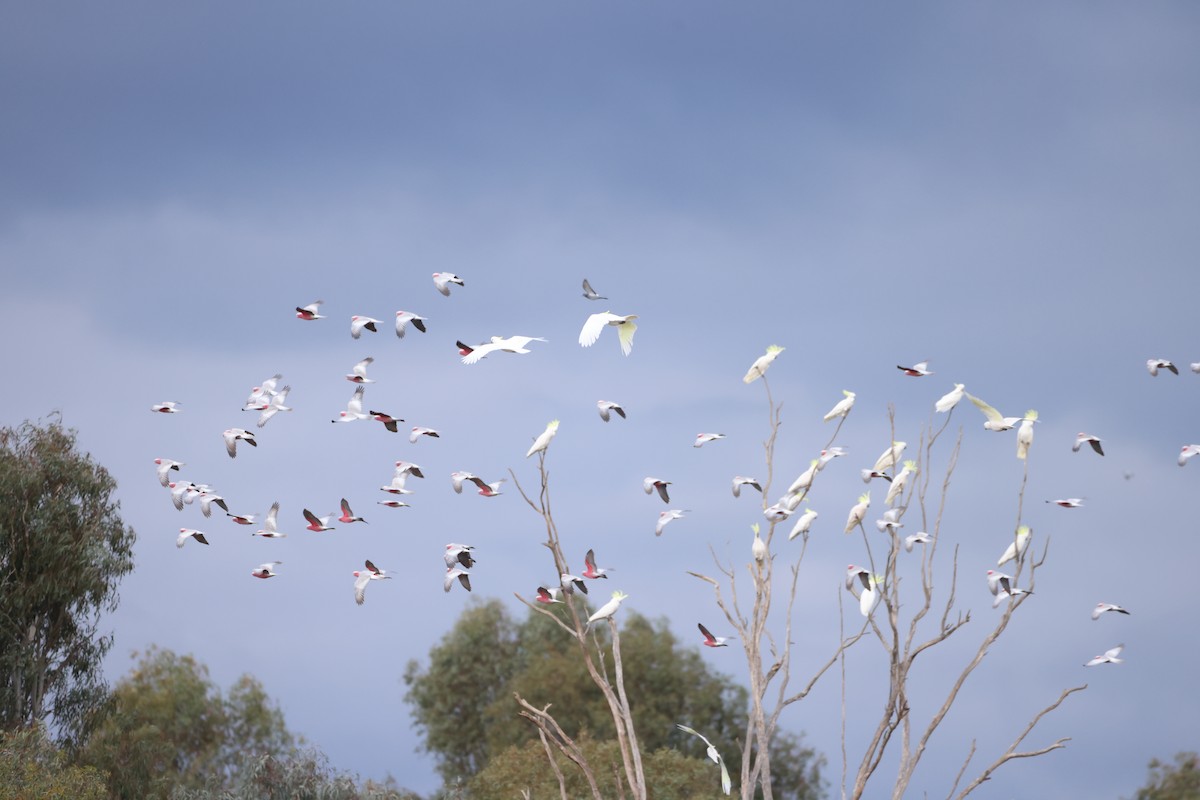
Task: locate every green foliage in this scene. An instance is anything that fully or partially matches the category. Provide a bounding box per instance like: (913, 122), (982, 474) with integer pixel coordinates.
(404, 600), (824, 799)
(79, 646), (294, 800)
(171, 750), (420, 800)
(0, 724), (107, 799)
(1132, 752), (1200, 800)
(0, 419), (136, 738)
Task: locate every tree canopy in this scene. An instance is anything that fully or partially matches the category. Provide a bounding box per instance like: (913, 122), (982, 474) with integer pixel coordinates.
(1131, 752), (1200, 800)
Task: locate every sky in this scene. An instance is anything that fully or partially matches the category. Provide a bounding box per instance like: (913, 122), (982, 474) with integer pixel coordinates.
(2, 2), (1199, 797)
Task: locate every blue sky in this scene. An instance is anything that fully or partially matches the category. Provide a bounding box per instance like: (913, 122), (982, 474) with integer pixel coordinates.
(2, 2), (1199, 797)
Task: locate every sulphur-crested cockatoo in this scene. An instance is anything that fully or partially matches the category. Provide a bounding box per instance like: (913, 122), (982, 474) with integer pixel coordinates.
(934, 383), (965, 413)
(844, 492), (870, 534)
(579, 312), (638, 355)
(996, 525), (1031, 567)
(751, 523), (768, 563)
(965, 392), (1021, 431)
(675, 723), (732, 795)
(872, 442), (906, 474)
(886, 460), (916, 506)
(743, 345), (785, 384)
(823, 390), (855, 422)
(1016, 410), (1038, 460)
(526, 420), (560, 458)
(788, 508), (818, 541)
(586, 590), (629, 631)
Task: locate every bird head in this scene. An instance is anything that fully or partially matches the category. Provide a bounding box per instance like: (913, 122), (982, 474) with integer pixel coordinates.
(766, 344), (785, 355)
(902, 460), (918, 473)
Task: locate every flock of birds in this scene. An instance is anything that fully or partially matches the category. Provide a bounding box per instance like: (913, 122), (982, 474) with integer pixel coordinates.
(146, 273), (1198, 794)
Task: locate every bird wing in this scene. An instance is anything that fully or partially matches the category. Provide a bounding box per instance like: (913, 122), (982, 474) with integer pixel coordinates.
(966, 392), (1003, 424)
(616, 318), (637, 355)
(578, 312), (615, 347)
(354, 572), (371, 604)
(698, 622), (716, 643)
(303, 508), (320, 526)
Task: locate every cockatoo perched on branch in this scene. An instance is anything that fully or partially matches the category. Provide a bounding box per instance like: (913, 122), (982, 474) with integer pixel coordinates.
(872, 442), (906, 473)
(1016, 410), (1038, 460)
(935, 383), (965, 413)
(997, 525), (1031, 567)
(743, 345), (784, 384)
(526, 420), (560, 458)
(823, 390), (855, 422)
(586, 590), (629, 631)
(844, 492), (870, 534)
(886, 460), (917, 506)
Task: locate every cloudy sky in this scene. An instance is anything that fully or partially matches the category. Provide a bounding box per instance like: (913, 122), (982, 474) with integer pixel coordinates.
(3, 2), (1199, 797)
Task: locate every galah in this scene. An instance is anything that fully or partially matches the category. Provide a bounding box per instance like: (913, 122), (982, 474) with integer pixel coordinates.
(302, 509), (335, 532)
(582, 548), (611, 579)
(997, 525), (1032, 566)
(860, 469), (892, 484)
(369, 410), (404, 433)
(410, 426), (441, 443)
(338, 498), (367, 524)
(561, 573), (589, 595)
(176, 528), (209, 548)
(353, 560), (391, 605)
(1084, 644), (1124, 667)
(788, 509), (818, 541)
(904, 531), (933, 552)
(751, 523), (767, 563)
(872, 442), (906, 474)
(875, 507), (903, 533)
(450, 471), (477, 494)
(581, 278), (607, 300)
(597, 400), (626, 422)
(394, 310), (427, 337)
(536, 586), (564, 604)
(256, 386), (292, 428)
(731, 476), (762, 498)
(443, 544), (476, 569)
(251, 561), (282, 579)
(742, 345), (785, 384)
(154, 458), (184, 486)
(965, 393), (1022, 431)
(1092, 603), (1131, 620)
(346, 357), (375, 384)
(675, 724), (732, 796)
(695, 432), (726, 448)
(1147, 358), (1178, 376)
(467, 475), (505, 497)
(586, 590), (629, 630)
(935, 383), (966, 413)
(332, 386), (369, 423)
(197, 492), (228, 518)
(152, 401), (181, 414)
(433, 272), (465, 296)
(897, 361), (933, 377)
(1178, 444), (1200, 467)
(1073, 433), (1105, 456)
(444, 566), (472, 593)
(644, 477), (672, 503)
(1046, 498), (1084, 508)
(455, 340), (477, 361)
(226, 512), (256, 525)
(394, 461), (425, 479)
(578, 312), (639, 356)
(350, 315), (382, 339)
(886, 460), (916, 506)
(254, 502), (286, 538)
(222, 428), (256, 458)
(787, 461), (819, 495)
(526, 420), (560, 459)
(655, 509), (687, 536)
(698, 623), (731, 648)
(1016, 410), (1038, 460)
(823, 390), (856, 422)
(377, 500), (410, 508)
(296, 300), (325, 320)
(762, 503), (792, 523)
(844, 492), (870, 534)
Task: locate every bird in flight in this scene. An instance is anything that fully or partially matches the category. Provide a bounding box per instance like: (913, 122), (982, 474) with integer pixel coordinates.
(579, 312), (638, 355)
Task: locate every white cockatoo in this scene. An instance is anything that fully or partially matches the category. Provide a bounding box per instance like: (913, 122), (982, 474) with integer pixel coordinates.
(823, 390), (856, 422)
(859, 574), (881, 617)
(934, 383), (965, 413)
(579, 312), (638, 355)
(655, 509), (687, 536)
(332, 386), (369, 423)
(644, 477), (672, 503)
(743, 345), (785, 384)
(597, 400), (626, 422)
(254, 502), (285, 538)
(1016, 410), (1038, 460)
(176, 528), (209, 548)
(154, 458), (184, 486)
(965, 392), (1021, 431)
(1147, 358), (1178, 376)
(295, 300), (324, 320)
(353, 560), (392, 605)
(1084, 644), (1124, 667)
(731, 476), (762, 497)
(844, 492), (870, 534)
(1178, 444), (1200, 466)
(751, 523), (767, 563)
(432, 272), (465, 296)
(255, 386), (292, 428)
(997, 525), (1031, 566)
(525, 420), (560, 458)
(586, 590), (629, 631)
(694, 432), (726, 448)
(762, 503), (792, 523)
(885, 460), (916, 506)
(394, 310), (427, 337)
(1091, 603), (1131, 620)
(788, 508), (818, 541)
(872, 442), (906, 474)
(675, 723), (732, 795)
(875, 507), (903, 533)
(222, 428), (257, 458)
(904, 531), (933, 552)
(349, 315), (382, 339)
(1073, 433), (1104, 456)
(787, 460), (819, 496)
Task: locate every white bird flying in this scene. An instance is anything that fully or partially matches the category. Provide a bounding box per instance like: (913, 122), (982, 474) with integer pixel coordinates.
(1193, 362), (1200, 373)
(338, 498), (367, 524)
(346, 357), (375, 384)
(818, 447), (848, 468)
(176, 528), (209, 548)
(561, 573), (589, 595)
(788, 508), (818, 541)
(223, 428), (256, 458)
(695, 432), (726, 448)
(377, 499), (410, 508)
(302, 509), (335, 532)
(581, 278), (607, 300)
(1147, 358), (1178, 376)
(251, 561), (282, 579)
(582, 548), (611, 580)
(655, 509), (687, 536)
(1178, 444), (1200, 467)
(845, 565), (871, 593)
(675, 723), (732, 795)
(380, 471), (414, 496)
(197, 492), (228, 518)
(786, 460), (819, 496)
(1084, 644), (1124, 667)
(443, 543), (476, 569)
(742, 345), (785, 384)
(254, 502), (285, 538)
(244, 374), (283, 408)
(433, 272), (465, 296)
(154, 458), (184, 486)
(579, 312), (638, 355)
(935, 383), (965, 413)
(167, 481), (196, 511)
(763, 503), (792, 523)
(597, 400), (626, 422)
(859, 575), (881, 617)
(860, 469), (892, 484)
(731, 476), (762, 498)
(885, 460), (916, 506)
(444, 566), (472, 593)
(410, 426), (440, 444)
(394, 310), (427, 337)
(904, 531), (933, 552)
(350, 315), (382, 339)
(964, 392), (1022, 431)
(586, 590), (629, 631)
(526, 420), (560, 458)
(997, 525), (1031, 566)
(643, 477), (672, 503)
(698, 623), (731, 648)
(1046, 498), (1084, 508)
(332, 386), (369, 423)
(1016, 410), (1038, 460)
(152, 401), (180, 414)
(875, 507), (904, 533)
(872, 442), (906, 473)
(1073, 433), (1105, 456)
(844, 492), (870, 534)
(394, 460), (425, 479)
(353, 560), (391, 605)
(449, 471), (477, 494)
(460, 335), (548, 365)
(255, 386), (292, 428)
(1092, 603), (1131, 620)
(296, 300), (325, 320)
(823, 390), (855, 422)
(897, 361), (933, 377)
